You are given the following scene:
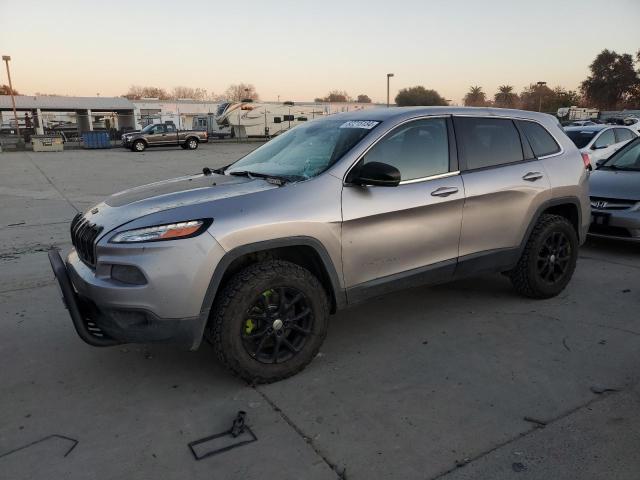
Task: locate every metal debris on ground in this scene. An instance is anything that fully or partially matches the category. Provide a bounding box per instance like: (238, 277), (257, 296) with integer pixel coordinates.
(0, 434), (78, 460)
(188, 411), (257, 460)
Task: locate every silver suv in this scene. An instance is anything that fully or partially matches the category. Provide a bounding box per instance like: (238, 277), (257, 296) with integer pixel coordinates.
(49, 107), (590, 382)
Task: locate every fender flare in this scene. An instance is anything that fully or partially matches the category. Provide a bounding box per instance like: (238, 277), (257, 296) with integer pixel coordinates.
(519, 196), (584, 250)
(191, 236), (345, 350)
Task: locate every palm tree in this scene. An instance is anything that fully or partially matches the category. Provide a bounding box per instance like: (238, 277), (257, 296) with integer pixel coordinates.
(464, 86), (487, 107)
(494, 85), (518, 108)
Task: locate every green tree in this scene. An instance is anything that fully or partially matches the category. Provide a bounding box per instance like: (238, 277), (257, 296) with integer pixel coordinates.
(581, 49), (639, 109)
(356, 94), (372, 103)
(519, 83), (555, 111)
(547, 87), (582, 112)
(316, 90), (351, 102)
(395, 86), (447, 106)
(493, 85), (518, 108)
(463, 85), (487, 107)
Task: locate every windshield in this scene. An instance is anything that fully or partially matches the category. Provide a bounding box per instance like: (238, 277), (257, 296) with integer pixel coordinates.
(600, 138), (640, 170)
(226, 119), (380, 180)
(565, 130), (597, 149)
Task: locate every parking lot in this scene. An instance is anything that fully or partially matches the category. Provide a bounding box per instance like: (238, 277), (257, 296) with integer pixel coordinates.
(1, 143), (639, 479)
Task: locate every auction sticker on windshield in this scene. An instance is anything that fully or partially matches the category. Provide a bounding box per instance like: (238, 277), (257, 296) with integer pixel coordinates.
(340, 120), (380, 129)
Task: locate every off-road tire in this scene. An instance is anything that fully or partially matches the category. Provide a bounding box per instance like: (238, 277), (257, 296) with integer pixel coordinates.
(208, 260), (329, 383)
(186, 138), (199, 150)
(132, 140), (146, 152)
(509, 214), (578, 299)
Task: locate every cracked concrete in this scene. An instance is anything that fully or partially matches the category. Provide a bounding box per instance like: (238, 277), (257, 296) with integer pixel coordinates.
(1, 145), (639, 479)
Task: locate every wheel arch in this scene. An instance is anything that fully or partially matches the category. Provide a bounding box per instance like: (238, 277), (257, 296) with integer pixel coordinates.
(194, 237), (345, 348)
(521, 197), (583, 249)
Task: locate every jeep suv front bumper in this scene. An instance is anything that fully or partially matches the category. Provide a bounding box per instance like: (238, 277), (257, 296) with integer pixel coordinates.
(47, 231), (226, 350)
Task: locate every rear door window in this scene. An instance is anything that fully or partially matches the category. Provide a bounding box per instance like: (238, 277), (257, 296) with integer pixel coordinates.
(614, 128), (635, 143)
(516, 120), (560, 157)
(454, 117), (524, 170)
(593, 129), (615, 148)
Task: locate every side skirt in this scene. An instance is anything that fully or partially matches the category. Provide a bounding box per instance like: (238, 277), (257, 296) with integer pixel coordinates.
(346, 259), (457, 305)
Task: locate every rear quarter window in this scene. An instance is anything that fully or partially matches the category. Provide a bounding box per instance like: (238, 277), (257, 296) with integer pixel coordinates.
(454, 117), (524, 170)
(517, 120), (560, 157)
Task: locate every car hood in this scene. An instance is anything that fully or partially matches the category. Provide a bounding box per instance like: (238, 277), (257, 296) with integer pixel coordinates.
(81, 172), (278, 232)
(590, 169), (640, 201)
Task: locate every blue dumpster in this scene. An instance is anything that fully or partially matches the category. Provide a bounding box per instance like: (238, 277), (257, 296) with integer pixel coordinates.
(82, 131), (111, 149)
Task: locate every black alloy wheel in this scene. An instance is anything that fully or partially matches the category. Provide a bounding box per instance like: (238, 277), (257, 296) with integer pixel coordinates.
(241, 287), (313, 364)
(536, 231), (571, 284)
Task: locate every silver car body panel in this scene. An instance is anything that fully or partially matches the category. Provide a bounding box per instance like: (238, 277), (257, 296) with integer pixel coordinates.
(61, 106), (589, 349)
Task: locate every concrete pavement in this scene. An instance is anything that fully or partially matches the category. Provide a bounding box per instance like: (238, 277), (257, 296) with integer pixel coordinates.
(1, 145), (639, 479)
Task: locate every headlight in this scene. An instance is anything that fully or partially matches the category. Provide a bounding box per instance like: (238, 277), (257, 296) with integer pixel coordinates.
(109, 219), (211, 243)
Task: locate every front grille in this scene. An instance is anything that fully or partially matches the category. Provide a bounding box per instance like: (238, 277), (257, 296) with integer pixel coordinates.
(590, 197), (637, 211)
(70, 213), (103, 266)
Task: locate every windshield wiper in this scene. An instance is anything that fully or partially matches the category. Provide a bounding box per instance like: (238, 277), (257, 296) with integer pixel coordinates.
(602, 164), (640, 171)
(228, 170), (303, 184)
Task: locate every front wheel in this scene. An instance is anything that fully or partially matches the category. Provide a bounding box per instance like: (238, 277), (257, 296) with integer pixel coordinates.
(208, 260), (329, 383)
(186, 138), (199, 150)
(509, 214), (578, 299)
(132, 140), (146, 152)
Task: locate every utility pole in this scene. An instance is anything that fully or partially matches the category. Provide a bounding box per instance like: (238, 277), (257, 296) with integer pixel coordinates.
(386, 73), (394, 108)
(536, 81), (547, 112)
(3, 55), (20, 135)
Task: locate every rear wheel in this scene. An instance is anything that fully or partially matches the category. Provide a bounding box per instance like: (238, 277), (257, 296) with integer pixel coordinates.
(186, 138), (199, 150)
(509, 214), (578, 298)
(208, 260), (329, 383)
(132, 140), (146, 152)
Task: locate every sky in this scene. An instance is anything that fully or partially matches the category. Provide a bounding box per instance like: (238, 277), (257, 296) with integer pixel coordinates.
(1, 0), (639, 104)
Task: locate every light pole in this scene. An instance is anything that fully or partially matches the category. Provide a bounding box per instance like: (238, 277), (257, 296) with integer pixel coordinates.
(386, 73), (394, 108)
(2, 55), (20, 135)
(536, 81), (547, 112)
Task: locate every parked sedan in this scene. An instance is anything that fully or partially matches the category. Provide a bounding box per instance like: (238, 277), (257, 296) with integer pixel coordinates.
(564, 125), (637, 168)
(589, 137), (640, 242)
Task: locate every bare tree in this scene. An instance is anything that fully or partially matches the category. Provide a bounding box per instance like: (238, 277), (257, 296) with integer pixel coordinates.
(224, 83), (259, 102)
(123, 85), (170, 100)
(0, 84), (19, 95)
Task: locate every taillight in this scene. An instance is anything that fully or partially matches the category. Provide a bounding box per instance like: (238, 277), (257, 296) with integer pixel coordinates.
(581, 152), (592, 170)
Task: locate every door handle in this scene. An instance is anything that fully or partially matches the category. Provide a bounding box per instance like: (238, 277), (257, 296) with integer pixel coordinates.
(522, 172), (543, 182)
(431, 186), (459, 197)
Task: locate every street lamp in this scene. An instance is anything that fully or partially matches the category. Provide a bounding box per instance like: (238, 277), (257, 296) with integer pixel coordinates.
(536, 81), (547, 112)
(386, 73), (394, 108)
(2, 55), (20, 135)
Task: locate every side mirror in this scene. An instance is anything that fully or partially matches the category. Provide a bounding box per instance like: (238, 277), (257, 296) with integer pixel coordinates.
(349, 162), (401, 187)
